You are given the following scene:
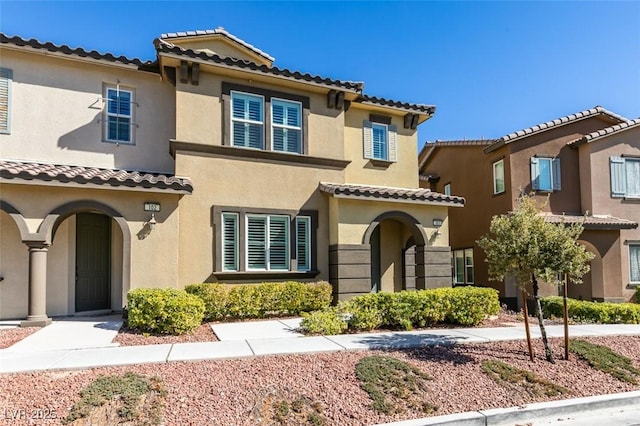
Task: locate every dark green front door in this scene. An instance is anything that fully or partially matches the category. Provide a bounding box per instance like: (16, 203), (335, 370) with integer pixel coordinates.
(76, 213), (111, 312)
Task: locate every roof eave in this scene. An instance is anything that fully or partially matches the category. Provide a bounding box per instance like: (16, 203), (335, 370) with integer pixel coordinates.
(324, 192), (465, 207)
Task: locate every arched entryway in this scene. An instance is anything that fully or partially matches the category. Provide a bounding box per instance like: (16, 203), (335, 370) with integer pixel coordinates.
(570, 240), (602, 301)
(42, 200), (131, 315)
(363, 211), (428, 293)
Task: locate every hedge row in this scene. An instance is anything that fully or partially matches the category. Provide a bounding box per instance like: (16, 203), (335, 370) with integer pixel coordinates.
(541, 296), (640, 324)
(127, 288), (205, 335)
(184, 281), (333, 321)
(301, 286), (500, 335)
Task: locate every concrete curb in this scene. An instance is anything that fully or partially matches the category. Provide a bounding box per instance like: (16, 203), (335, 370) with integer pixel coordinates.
(373, 391), (640, 426)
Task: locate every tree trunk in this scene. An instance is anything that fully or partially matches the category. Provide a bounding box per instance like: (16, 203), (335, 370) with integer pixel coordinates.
(532, 274), (554, 363)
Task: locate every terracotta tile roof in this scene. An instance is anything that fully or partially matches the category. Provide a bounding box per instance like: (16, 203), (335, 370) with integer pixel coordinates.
(484, 106), (628, 153)
(418, 139), (496, 169)
(356, 95), (436, 115)
(0, 160), (192, 193)
(154, 38), (364, 93)
(319, 182), (464, 206)
(542, 213), (637, 230)
(0, 33), (154, 69)
(160, 27), (275, 63)
(571, 118), (640, 146)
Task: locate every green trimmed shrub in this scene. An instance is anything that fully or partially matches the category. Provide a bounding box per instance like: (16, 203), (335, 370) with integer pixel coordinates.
(635, 287), (640, 304)
(541, 296), (640, 324)
(443, 286), (500, 325)
(127, 288), (204, 335)
(344, 296), (384, 331)
(300, 307), (347, 335)
(185, 281), (332, 321)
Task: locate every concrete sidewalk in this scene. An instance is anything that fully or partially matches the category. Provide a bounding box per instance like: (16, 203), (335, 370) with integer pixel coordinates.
(1, 319), (639, 374)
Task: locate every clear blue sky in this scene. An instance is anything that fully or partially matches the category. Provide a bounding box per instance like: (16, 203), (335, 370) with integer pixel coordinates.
(1, 1), (639, 148)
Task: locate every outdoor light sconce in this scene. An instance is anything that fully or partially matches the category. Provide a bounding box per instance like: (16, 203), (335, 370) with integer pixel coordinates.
(431, 218), (443, 238)
(143, 202), (161, 232)
(148, 213), (157, 231)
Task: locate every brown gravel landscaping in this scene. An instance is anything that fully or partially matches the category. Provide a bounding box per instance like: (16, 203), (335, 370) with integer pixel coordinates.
(113, 322), (218, 346)
(1, 335), (639, 425)
(0, 327), (38, 349)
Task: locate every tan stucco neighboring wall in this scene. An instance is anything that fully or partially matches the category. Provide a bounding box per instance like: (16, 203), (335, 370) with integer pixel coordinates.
(0, 211), (28, 319)
(0, 183), (182, 318)
(0, 48), (175, 173)
(174, 152), (344, 285)
(344, 105), (419, 188)
(174, 72), (345, 161)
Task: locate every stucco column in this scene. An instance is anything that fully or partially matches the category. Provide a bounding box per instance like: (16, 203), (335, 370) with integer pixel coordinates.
(21, 243), (52, 327)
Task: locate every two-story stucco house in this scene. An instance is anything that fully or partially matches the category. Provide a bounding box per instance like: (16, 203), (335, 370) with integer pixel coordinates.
(0, 28), (462, 325)
(419, 107), (640, 308)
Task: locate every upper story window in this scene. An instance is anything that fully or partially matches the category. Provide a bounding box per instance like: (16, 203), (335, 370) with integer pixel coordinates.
(104, 86), (135, 144)
(231, 92), (264, 149)
(363, 118), (397, 162)
(0, 68), (13, 134)
(610, 157), (640, 198)
(272, 99), (302, 153)
(444, 183), (451, 196)
(531, 156), (561, 192)
(223, 83), (309, 155)
(493, 159), (505, 194)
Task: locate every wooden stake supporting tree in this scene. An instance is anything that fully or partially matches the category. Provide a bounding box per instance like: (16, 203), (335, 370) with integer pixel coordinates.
(478, 195), (593, 363)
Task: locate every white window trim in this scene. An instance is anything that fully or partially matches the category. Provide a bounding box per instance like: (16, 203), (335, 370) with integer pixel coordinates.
(493, 159), (505, 194)
(0, 67), (12, 135)
(271, 97), (303, 154)
(296, 216), (311, 272)
(245, 214), (290, 271)
(230, 90), (265, 150)
(453, 248), (474, 285)
(371, 122), (389, 161)
(104, 86), (134, 144)
(444, 183), (451, 196)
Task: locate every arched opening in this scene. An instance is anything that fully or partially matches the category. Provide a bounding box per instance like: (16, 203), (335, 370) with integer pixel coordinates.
(570, 240), (602, 301)
(363, 211), (427, 293)
(41, 200), (130, 315)
(0, 209), (29, 319)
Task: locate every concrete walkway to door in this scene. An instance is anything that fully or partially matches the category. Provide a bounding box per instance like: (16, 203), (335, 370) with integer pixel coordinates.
(4, 315), (122, 353)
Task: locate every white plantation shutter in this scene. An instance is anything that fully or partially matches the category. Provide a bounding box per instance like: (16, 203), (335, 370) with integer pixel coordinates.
(610, 157), (627, 197)
(552, 158), (561, 191)
(272, 99), (302, 153)
(222, 213), (238, 271)
(0, 68), (12, 134)
(247, 216), (267, 269)
(625, 159), (640, 197)
(530, 157), (540, 190)
(296, 216), (311, 271)
(363, 120), (373, 159)
(231, 92), (264, 149)
(388, 124), (398, 162)
(268, 216), (289, 270)
(630, 245), (640, 282)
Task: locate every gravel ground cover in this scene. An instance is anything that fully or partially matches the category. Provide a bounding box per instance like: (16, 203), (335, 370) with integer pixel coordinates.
(113, 322), (218, 346)
(0, 327), (38, 349)
(1, 335), (638, 425)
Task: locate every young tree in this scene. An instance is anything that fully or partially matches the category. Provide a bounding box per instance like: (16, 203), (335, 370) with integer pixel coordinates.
(477, 195), (594, 363)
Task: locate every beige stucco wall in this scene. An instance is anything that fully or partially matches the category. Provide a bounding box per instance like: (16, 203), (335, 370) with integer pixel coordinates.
(168, 37), (272, 65)
(0, 48), (176, 173)
(344, 105), (420, 188)
(174, 152), (345, 286)
(0, 183), (182, 318)
(173, 70), (345, 161)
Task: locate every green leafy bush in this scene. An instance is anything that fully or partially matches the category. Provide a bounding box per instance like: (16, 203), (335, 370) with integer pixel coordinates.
(299, 286), (500, 335)
(541, 296), (640, 324)
(185, 281), (332, 321)
(635, 287), (640, 304)
(300, 307), (347, 335)
(127, 288), (205, 335)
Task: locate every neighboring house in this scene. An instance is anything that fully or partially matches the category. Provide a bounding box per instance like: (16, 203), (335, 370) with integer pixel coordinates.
(419, 107), (640, 307)
(0, 29), (462, 325)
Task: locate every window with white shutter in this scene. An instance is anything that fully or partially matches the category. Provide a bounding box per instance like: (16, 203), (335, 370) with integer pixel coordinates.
(246, 214), (290, 271)
(363, 120), (397, 162)
(104, 86), (134, 143)
(268, 216), (289, 270)
(221, 213), (239, 271)
(531, 157), (561, 192)
(630, 244), (640, 283)
(493, 159), (505, 194)
(0, 68), (11, 134)
(610, 157), (640, 198)
(296, 216), (311, 271)
(231, 91), (264, 149)
(272, 99), (302, 154)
